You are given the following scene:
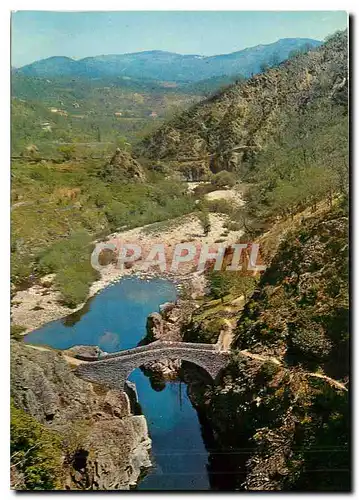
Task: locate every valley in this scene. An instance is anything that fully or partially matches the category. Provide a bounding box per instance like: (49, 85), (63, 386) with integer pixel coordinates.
(10, 27), (349, 492)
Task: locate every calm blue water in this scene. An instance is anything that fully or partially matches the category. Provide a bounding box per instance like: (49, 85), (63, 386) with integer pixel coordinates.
(130, 369), (209, 490)
(24, 277), (177, 352)
(24, 276), (210, 491)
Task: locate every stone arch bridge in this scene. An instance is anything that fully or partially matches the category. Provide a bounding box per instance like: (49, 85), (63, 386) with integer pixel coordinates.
(75, 341), (230, 389)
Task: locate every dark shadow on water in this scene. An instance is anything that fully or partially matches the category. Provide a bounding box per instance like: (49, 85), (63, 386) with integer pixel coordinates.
(61, 295), (95, 327)
(142, 368), (167, 392)
(180, 360), (250, 491)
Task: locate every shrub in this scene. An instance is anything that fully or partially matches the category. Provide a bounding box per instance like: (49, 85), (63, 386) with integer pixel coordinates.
(205, 198), (236, 216)
(10, 324), (26, 340)
(259, 360), (280, 380)
(225, 221), (242, 231)
(197, 210), (211, 236)
(290, 326), (333, 362)
(104, 201), (128, 230)
(11, 401), (63, 490)
(58, 145), (76, 161)
(211, 171), (237, 188)
(193, 183), (218, 197)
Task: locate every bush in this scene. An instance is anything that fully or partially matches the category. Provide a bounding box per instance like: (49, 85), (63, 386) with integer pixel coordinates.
(259, 360), (280, 380)
(104, 201), (128, 230)
(11, 401), (63, 490)
(290, 326), (333, 362)
(197, 209), (211, 235)
(193, 183), (218, 197)
(10, 324), (26, 340)
(205, 198), (236, 216)
(58, 145), (76, 161)
(224, 221), (242, 231)
(211, 171), (237, 188)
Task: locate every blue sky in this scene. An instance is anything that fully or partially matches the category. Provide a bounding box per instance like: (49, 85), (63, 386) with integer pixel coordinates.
(11, 11), (348, 67)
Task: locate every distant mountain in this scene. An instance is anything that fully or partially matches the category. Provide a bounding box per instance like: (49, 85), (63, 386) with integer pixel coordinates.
(15, 38), (321, 82)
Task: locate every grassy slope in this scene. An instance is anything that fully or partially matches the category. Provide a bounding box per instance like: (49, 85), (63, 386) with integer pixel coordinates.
(11, 156), (195, 306)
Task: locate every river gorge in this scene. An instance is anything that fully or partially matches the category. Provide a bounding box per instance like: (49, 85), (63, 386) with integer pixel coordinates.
(24, 276), (213, 490)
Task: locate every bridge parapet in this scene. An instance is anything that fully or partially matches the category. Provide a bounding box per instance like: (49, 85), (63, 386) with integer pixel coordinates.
(75, 342), (230, 389)
(71, 341), (217, 362)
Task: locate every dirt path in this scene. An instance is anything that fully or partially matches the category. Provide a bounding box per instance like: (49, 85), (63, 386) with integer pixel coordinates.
(238, 349), (348, 391)
(239, 349), (282, 366)
(306, 372), (348, 392)
(216, 318), (236, 352)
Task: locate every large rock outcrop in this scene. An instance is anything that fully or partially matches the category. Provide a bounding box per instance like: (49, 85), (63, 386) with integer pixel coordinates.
(11, 341), (151, 490)
(100, 148), (146, 183)
(142, 300), (200, 378)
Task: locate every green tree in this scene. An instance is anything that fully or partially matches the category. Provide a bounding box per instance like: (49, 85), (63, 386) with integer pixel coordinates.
(58, 145), (76, 161)
(208, 270), (231, 302)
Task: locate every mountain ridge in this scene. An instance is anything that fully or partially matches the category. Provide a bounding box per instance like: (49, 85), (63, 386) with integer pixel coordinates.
(139, 31), (347, 180)
(15, 38), (321, 82)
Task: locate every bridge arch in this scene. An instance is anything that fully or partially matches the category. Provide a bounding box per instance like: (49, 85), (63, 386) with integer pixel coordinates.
(75, 342), (230, 390)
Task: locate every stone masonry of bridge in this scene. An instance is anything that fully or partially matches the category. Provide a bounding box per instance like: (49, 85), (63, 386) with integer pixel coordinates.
(75, 341), (230, 389)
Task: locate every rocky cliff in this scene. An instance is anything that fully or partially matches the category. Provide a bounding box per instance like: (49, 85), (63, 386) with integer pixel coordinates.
(11, 341), (151, 490)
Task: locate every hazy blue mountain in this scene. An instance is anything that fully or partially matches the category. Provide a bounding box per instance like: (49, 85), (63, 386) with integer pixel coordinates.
(15, 38), (321, 82)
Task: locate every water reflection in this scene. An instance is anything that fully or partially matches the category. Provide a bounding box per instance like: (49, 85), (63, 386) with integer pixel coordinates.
(24, 277), (177, 351)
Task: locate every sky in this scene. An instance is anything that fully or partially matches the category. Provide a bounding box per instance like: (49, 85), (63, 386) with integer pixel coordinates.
(11, 11), (348, 68)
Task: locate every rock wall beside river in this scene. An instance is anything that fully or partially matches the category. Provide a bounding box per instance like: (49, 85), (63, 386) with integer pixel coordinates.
(143, 299), (197, 378)
(11, 341), (151, 490)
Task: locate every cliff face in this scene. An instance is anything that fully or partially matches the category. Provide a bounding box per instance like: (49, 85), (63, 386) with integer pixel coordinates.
(11, 341), (151, 490)
(234, 205), (349, 377)
(140, 32), (347, 178)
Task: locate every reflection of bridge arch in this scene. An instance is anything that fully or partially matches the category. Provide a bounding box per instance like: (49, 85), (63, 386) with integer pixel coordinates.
(75, 341), (230, 389)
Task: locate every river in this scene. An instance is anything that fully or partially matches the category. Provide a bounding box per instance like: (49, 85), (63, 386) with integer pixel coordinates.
(24, 276), (211, 491)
